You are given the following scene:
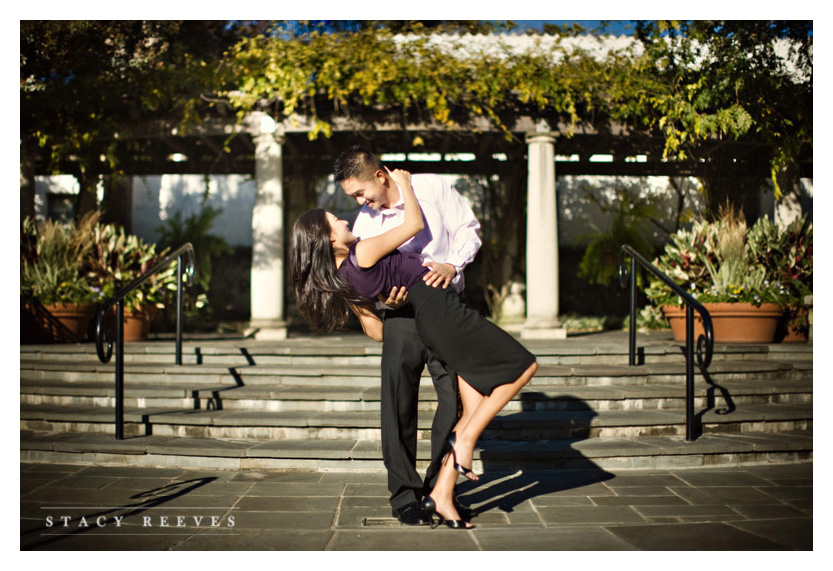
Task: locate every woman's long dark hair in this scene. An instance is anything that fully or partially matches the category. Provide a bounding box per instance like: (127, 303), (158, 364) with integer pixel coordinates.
(290, 209), (372, 333)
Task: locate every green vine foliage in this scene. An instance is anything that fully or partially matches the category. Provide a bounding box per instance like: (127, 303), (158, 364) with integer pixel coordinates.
(222, 28), (626, 140)
(21, 21), (263, 184)
(635, 21), (811, 197)
(21, 21), (810, 210)
(218, 23), (809, 185)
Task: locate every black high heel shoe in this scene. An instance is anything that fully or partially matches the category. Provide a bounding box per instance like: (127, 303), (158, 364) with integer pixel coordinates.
(421, 495), (473, 530)
(446, 432), (477, 481)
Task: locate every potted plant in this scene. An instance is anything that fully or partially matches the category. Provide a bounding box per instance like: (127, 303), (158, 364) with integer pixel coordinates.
(748, 215), (813, 342)
(87, 222), (176, 341)
(21, 213), (100, 342)
(645, 207), (788, 343)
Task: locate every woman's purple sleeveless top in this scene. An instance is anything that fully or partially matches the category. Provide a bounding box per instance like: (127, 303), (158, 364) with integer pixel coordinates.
(336, 242), (428, 300)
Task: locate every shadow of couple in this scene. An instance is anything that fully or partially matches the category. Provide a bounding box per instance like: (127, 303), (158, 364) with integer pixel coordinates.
(454, 394), (615, 518)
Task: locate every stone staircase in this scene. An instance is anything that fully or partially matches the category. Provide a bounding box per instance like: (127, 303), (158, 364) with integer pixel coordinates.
(19, 330), (813, 472)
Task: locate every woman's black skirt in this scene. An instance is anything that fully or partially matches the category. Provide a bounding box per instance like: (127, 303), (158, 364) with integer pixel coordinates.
(408, 280), (536, 396)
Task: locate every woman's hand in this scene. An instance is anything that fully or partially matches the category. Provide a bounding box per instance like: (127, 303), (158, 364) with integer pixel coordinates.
(378, 285), (409, 308)
(386, 167), (411, 190)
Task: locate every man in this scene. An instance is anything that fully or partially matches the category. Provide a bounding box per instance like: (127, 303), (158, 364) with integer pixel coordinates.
(333, 145), (481, 525)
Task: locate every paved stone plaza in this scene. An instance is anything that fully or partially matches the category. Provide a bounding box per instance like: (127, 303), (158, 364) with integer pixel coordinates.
(21, 460), (812, 551)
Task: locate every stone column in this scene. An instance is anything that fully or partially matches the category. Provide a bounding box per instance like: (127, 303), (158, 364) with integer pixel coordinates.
(522, 131), (566, 340)
(248, 119), (287, 340)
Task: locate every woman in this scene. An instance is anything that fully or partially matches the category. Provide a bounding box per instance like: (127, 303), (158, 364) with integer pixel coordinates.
(290, 168), (538, 529)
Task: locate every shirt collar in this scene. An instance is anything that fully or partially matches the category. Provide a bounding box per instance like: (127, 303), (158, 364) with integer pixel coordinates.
(378, 184), (404, 218)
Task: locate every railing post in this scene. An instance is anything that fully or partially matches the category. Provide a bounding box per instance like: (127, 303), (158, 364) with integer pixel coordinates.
(619, 244), (713, 443)
(628, 256), (637, 366)
(95, 242), (195, 441)
(176, 254), (184, 366)
(115, 301), (125, 440)
(685, 304), (695, 441)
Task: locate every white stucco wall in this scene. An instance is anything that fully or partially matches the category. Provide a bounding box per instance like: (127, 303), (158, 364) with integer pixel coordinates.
(130, 174), (256, 247)
(34, 172), (811, 249)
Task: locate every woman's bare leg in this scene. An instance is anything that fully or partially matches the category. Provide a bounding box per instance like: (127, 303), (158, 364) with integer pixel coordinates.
(448, 381), (485, 479)
(450, 362), (538, 479)
(423, 450), (473, 528)
(425, 361), (537, 524)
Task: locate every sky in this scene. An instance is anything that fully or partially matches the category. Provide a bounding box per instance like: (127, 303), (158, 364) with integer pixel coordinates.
(511, 21), (638, 34)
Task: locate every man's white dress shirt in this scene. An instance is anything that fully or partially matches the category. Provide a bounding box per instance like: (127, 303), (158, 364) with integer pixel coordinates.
(351, 173), (481, 298)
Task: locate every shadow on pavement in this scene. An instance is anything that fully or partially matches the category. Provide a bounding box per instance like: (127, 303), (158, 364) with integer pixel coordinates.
(460, 394), (615, 517)
(21, 477), (218, 550)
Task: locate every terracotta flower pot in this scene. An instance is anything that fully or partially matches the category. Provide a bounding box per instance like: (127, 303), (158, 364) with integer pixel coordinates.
(104, 305), (159, 342)
(32, 302), (97, 343)
(123, 305), (159, 341)
(779, 326), (809, 343)
(662, 302), (781, 344)
(775, 306), (810, 343)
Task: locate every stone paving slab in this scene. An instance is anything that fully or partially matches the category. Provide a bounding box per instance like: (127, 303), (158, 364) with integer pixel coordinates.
(610, 521), (777, 549)
(176, 529), (335, 550)
(20, 461), (813, 551)
(474, 526), (638, 550)
(728, 518), (814, 551)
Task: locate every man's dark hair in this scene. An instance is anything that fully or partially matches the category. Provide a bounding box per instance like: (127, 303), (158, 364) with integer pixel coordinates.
(333, 144), (385, 184)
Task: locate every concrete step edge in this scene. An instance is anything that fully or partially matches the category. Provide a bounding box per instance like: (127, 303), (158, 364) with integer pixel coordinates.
(19, 431), (813, 471)
(19, 378), (814, 399)
(19, 402), (814, 428)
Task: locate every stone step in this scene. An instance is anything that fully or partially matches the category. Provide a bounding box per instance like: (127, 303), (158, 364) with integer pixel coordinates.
(19, 429), (813, 472)
(19, 331), (813, 368)
(19, 332), (813, 472)
(19, 357), (813, 389)
(19, 376), (813, 412)
(20, 400), (813, 441)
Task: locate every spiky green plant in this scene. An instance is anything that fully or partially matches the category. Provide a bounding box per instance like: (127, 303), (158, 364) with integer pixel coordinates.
(21, 213), (99, 305)
(645, 206), (789, 308)
(86, 223), (175, 312)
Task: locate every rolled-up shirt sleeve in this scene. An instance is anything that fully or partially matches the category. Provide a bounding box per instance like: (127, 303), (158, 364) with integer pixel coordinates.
(419, 176), (481, 285)
(440, 188), (481, 274)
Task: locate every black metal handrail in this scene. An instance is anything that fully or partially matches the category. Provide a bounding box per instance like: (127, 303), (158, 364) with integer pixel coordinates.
(95, 243), (195, 439)
(618, 244), (714, 441)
